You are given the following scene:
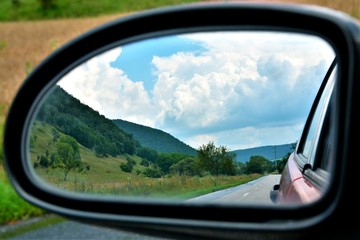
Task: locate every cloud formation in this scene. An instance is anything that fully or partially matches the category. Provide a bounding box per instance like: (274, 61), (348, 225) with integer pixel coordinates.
(59, 32), (334, 149)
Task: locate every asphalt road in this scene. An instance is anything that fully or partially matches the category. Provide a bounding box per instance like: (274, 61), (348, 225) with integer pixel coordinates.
(5, 175), (280, 239)
(10, 221), (169, 240)
(187, 174), (281, 205)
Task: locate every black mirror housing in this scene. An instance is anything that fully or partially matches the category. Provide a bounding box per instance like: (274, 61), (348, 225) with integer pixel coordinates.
(3, 3), (360, 239)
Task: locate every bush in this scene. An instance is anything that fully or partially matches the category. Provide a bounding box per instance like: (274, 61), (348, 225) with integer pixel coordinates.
(39, 154), (50, 168)
(38, 0), (56, 9)
(143, 167), (162, 178)
(120, 163), (132, 173)
(140, 159), (149, 167)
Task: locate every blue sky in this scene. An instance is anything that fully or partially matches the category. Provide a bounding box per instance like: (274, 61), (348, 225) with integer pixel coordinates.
(59, 31), (335, 150)
(110, 36), (205, 92)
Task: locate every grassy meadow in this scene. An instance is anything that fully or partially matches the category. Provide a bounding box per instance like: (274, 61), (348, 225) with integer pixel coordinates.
(30, 121), (262, 199)
(0, 0), (204, 21)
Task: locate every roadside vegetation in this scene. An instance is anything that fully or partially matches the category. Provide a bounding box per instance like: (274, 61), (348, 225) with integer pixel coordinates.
(0, 0), (204, 21)
(0, 167), (45, 224)
(1, 109), (45, 225)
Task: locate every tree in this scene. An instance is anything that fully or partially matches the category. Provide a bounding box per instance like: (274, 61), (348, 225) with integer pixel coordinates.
(276, 152), (291, 174)
(219, 153), (237, 176)
(197, 141), (237, 176)
(157, 153), (190, 175)
(142, 167), (162, 178)
(120, 157), (136, 173)
(38, 0), (56, 10)
(246, 155), (272, 174)
(51, 135), (86, 181)
(137, 147), (158, 163)
(12, 0), (20, 7)
(236, 162), (247, 175)
(170, 157), (198, 176)
(276, 142), (296, 173)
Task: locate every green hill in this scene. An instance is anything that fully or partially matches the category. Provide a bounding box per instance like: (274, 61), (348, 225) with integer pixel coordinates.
(113, 119), (196, 155)
(30, 121), (153, 191)
(232, 143), (296, 163)
(36, 86), (141, 158)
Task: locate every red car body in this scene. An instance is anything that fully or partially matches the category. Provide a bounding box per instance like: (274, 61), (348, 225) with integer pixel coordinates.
(272, 153), (322, 204)
(271, 59), (336, 205)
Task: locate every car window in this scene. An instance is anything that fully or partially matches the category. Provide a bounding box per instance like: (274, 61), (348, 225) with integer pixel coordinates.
(298, 64), (336, 167)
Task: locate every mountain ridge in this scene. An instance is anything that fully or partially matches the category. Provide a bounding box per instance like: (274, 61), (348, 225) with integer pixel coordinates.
(232, 143), (295, 163)
(113, 119), (197, 155)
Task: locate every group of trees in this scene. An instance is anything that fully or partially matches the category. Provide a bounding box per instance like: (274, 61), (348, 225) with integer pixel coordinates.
(33, 134), (286, 181)
(34, 135), (89, 181)
(119, 141), (286, 178)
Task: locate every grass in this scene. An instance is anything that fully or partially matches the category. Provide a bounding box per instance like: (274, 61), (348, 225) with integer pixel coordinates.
(0, 111), (47, 229)
(0, 114), (46, 225)
(0, 0), (204, 21)
(30, 121), (262, 199)
(0, 108), (4, 164)
(0, 13), (129, 108)
(0, 166), (45, 225)
(1, 111), (45, 226)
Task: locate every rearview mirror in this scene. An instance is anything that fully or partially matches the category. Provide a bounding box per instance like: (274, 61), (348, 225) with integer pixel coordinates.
(4, 3), (359, 239)
(27, 31), (335, 206)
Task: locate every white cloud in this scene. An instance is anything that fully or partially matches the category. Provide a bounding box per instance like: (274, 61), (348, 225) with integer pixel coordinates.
(57, 32), (335, 150)
(186, 123), (304, 150)
(59, 48), (156, 127)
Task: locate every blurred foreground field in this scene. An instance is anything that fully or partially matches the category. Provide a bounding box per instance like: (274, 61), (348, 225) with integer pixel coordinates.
(0, 0), (359, 225)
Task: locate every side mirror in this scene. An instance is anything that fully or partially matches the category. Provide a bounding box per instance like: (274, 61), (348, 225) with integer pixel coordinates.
(270, 184), (280, 204)
(3, 3), (360, 239)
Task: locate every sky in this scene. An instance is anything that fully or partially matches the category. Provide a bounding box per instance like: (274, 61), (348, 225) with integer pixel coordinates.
(58, 31), (335, 150)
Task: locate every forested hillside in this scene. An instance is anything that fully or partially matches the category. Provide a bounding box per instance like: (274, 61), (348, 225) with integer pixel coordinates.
(113, 119), (196, 155)
(35, 86), (141, 157)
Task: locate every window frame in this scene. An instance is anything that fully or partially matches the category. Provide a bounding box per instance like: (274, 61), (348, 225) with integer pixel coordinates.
(295, 61), (337, 185)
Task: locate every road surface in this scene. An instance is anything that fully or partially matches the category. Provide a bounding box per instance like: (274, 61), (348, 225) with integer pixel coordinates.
(188, 174), (281, 205)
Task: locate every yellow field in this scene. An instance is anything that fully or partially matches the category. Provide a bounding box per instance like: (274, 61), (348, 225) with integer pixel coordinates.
(0, 14), (126, 109)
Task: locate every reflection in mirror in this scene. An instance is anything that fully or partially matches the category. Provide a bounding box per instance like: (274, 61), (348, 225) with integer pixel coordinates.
(28, 31), (335, 206)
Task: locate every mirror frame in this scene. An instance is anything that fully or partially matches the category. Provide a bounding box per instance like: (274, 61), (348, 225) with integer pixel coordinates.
(3, 2), (360, 238)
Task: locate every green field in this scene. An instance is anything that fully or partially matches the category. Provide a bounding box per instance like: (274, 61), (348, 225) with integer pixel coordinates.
(30, 121), (261, 199)
(0, 0), (204, 21)
(0, 164), (45, 224)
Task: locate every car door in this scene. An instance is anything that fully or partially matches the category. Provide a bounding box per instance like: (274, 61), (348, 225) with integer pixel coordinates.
(272, 60), (336, 204)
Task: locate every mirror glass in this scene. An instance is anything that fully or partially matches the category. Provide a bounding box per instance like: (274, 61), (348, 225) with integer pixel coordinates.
(28, 31), (335, 206)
